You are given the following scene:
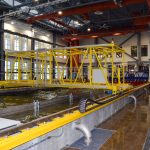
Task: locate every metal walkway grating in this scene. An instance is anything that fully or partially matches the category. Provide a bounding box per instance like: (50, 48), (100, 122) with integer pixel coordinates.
(68, 128), (115, 150)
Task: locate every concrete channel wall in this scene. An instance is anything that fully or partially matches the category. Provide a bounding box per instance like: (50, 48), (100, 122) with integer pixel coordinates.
(0, 91), (91, 117)
(13, 88), (145, 150)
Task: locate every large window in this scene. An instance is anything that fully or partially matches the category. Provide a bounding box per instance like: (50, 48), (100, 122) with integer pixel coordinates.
(47, 64), (50, 79)
(40, 42), (44, 49)
(82, 50), (88, 59)
(14, 62), (18, 79)
(55, 66), (58, 78)
(35, 41), (39, 50)
(5, 33), (11, 50)
(22, 62), (28, 79)
(131, 45), (148, 57)
(5, 61), (11, 80)
(141, 45), (148, 56)
(46, 44), (51, 49)
(131, 46), (137, 57)
(63, 67), (67, 78)
(116, 52), (122, 58)
(22, 37), (28, 51)
(14, 35), (20, 51)
(64, 50), (67, 59)
(34, 63), (37, 78)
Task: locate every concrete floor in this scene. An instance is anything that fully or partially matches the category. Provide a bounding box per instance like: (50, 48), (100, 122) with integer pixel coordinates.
(99, 95), (149, 150)
(65, 94), (150, 150)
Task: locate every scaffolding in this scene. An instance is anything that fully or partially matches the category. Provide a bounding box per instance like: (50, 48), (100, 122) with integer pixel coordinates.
(2, 43), (131, 94)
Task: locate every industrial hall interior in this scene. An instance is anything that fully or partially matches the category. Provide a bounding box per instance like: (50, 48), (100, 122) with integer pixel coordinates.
(1, 0), (150, 150)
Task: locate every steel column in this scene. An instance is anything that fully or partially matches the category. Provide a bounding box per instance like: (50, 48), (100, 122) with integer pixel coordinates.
(31, 39), (35, 79)
(94, 38), (99, 67)
(0, 12), (5, 81)
(148, 59), (150, 82)
(137, 32), (141, 65)
(52, 32), (56, 79)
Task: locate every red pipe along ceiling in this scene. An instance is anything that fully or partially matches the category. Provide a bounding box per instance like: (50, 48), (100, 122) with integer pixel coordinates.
(27, 0), (145, 23)
(63, 25), (149, 41)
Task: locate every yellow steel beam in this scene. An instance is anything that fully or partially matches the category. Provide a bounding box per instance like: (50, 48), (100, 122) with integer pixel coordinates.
(4, 44), (127, 92)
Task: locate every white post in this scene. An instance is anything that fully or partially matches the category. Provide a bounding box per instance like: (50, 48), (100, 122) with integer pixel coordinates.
(69, 93), (73, 105)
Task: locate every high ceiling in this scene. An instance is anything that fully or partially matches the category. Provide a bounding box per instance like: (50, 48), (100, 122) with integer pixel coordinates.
(0, 0), (150, 41)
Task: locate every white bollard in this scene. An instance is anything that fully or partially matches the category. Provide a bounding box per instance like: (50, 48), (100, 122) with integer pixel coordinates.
(33, 100), (40, 117)
(69, 93), (73, 105)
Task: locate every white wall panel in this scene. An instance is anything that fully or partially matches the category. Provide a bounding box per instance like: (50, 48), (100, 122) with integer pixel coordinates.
(80, 32), (150, 63)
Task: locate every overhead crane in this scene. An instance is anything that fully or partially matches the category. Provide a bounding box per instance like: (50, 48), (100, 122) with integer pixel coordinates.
(3, 43), (131, 94)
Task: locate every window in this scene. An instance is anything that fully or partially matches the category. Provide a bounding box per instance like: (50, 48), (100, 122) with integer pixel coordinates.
(98, 54), (103, 59)
(131, 46), (137, 57)
(55, 66), (58, 78)
(35, 41), (39, 50)
(5, 61), (11, 80)
(14, 35), (20, 51)
(55, 52), (63, 58)
(5, 33), (11, 50)
(59, 66), (63, 78)
(56, 52), (59, 58)
(59, 52), (63, 58)
(39, 42), (43, 49)
(63, 67), (67, 78)
(40, 64), (44, 79)
(22, 62), (28, 80)
(22, 74), (27, 80)
(141, 45), (148, 56)
(22, 37), (28, 51)
(47, 65), (50, 79)
(64, 50), (67, 59)
(82, 50), (88, 59)
(107, 54), (112, 58)
(23, 62), (28, 69)
(34, 63), (37, 73)
(116, 52), (122, 58)
(46, 44), (50, 49)
(14, 62), (18, 79)
(55, 66), (66, 79)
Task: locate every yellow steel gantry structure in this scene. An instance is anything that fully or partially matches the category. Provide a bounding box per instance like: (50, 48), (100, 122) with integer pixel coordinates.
(2, 43), (131, 93)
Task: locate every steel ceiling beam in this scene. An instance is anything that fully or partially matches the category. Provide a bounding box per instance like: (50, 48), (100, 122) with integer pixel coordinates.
(146, 0), (150, 11)
(48, 18), (77, 33)
(119, 33), (137, 46)
(63, 25), (149, 40)
(0, 0), (68, 19)
(27, 0), (145, 23)
(133, 15), (150, 25)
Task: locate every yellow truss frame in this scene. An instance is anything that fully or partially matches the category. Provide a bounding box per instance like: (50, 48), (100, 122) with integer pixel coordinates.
(3, 43), (130, 93)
